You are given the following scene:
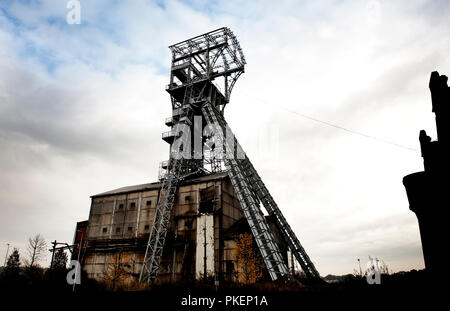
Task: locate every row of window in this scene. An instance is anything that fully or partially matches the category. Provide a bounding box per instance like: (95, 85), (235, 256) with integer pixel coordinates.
(97, 195), (193, 212)
(102, 224), (150, 234)
(113, 199), (153, 211)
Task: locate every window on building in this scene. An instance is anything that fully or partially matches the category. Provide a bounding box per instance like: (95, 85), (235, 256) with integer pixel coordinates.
(185, 219), (193, 229)
(116, 227), (120, 233)
(199, 185), (216, 214)
(128, 226), (133, 232)
(130, 202), (136, 209)
(146, 200), (152, 206)
(118, 204), (124, 210)
(226, 260), (234, 274)
(144, 225), (150, 230)
(102, 227), (107, 233)
(185, 195), (192, 202)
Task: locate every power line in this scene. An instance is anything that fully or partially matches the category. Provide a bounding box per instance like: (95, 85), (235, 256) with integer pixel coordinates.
(277, 105), (418, 152)
(241, 92), (419, 152)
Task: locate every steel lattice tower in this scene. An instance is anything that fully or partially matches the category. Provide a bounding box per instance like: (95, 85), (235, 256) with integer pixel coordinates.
(140, 27), (321, 283)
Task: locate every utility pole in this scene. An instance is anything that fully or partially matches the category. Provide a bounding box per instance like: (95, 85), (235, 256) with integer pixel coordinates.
(50, 240), (57, 268)
(358, 258), (362, 277)
(73, 230), (83, 292)
(48, 240), (75, 268)
(3, 243), (10, 266)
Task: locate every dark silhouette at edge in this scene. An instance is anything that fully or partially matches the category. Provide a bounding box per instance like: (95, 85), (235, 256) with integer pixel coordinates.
(403, 71), (450, 282)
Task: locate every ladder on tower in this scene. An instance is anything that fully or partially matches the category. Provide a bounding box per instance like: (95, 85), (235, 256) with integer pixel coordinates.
(203, 102), (321, 280)
(139, 156), (184, 282)
(202, 102), (289, 280)
(140, 87), (195, 283)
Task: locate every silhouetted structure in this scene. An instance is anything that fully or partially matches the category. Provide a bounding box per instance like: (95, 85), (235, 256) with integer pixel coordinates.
(403, 71), (450, 277)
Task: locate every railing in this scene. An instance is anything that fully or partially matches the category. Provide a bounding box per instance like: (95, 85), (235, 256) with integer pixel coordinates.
(166, 83), (180, 90)
(165, 117), (174, 125)
(158, 160), (170, 181)
(162, 130), (177, 139)
(173, 108), (182, 116)
(160, 160), (169, 169)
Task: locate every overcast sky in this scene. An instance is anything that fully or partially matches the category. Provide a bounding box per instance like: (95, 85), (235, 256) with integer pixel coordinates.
(1, 0), (449, 276)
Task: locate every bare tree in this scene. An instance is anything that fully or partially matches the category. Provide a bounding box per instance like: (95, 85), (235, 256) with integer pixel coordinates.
(103, 251), (130, 290)
(24, 234), (47, 267)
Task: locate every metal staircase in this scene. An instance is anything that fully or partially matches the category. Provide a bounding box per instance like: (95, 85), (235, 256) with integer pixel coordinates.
(139, 88), (195, 283)
(202, 103), (288, 280)
(203, 103), (320, 279)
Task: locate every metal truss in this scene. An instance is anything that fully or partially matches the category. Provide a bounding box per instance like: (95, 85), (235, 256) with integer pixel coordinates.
(168, 27), (246, 110)
(140, 87), (195, 282)
(203, 103), (321, 280)
(240, 159), (321, 279)
(202, 103), (288, 280)
(140, 27), (321, 283)
(139, 156), (184, 282)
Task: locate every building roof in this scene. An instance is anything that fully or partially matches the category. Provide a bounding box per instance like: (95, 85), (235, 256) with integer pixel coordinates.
(91, 172), (229, 198)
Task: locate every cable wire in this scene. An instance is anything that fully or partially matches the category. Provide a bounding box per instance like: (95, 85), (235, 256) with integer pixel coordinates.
(241, 92), (419, 152)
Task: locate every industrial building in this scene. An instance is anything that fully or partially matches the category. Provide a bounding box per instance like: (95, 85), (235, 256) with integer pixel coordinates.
(73, 27), (319, 286)
(75, 172), (288, 285)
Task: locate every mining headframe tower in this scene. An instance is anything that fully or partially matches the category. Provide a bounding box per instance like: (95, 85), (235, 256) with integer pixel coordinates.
(73, 27), (321, 285)
(139, 27), (321, 283)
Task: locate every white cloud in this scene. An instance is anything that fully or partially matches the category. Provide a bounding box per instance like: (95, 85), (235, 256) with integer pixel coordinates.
(1, 0), (450, 274)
